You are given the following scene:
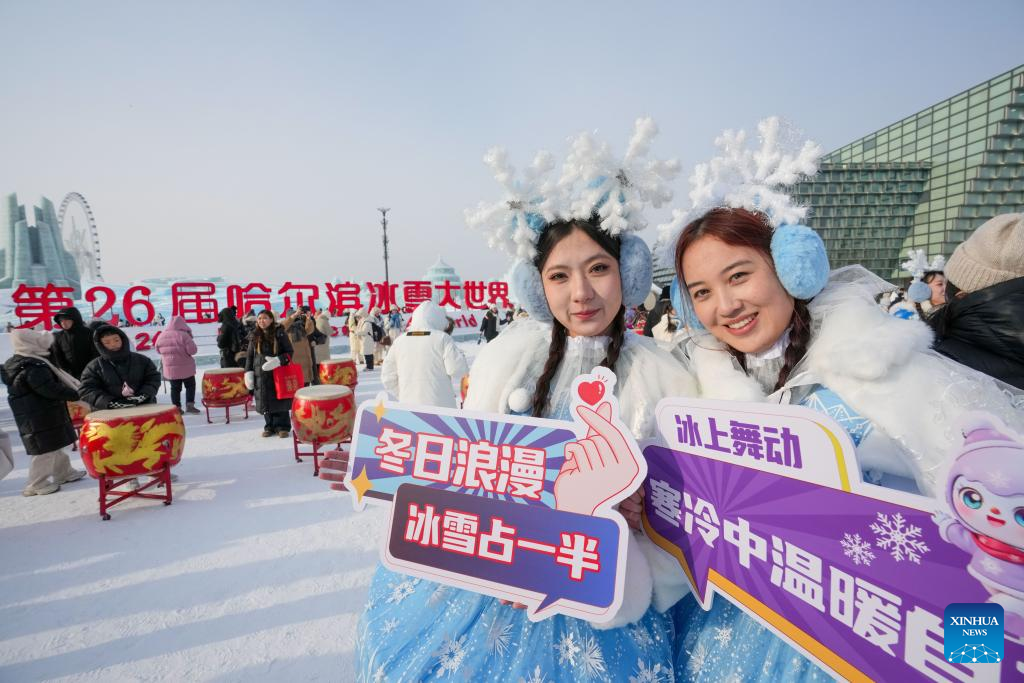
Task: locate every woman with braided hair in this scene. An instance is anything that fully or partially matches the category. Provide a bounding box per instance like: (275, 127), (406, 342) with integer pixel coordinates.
(354, 214), (698, 681)
(667, 206), (1024, 681)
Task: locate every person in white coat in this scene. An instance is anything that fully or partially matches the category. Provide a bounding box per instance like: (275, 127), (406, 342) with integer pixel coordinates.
(355, 311), (377, 370)
(380, 300), (467, 408)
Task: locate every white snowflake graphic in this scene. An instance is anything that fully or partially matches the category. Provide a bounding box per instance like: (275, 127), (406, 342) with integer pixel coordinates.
(486, 617), (513, 657)
(761, 657), (774, 676)
(518, 666), (547, 683)
(630, 624), (655, 650)
(381, 618), (399, 635)
(435, 635), (468, 677)
(870, 512), (930, 563)
(713, 626), (733, 647)
(387, 580), (416, 604)
(980, 556), (1002, 575)
(841, 532), (876, 566)
(371, 665), (386, 683)
(689, 643), (710, 671)
(555, 631), (581, 665)
(578, 635), (607, 680)
(628, 659), (666, 683)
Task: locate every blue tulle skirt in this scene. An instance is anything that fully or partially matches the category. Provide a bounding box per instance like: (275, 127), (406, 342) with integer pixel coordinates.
(356, 565), (676, 682)
(671, 595), (830, 681)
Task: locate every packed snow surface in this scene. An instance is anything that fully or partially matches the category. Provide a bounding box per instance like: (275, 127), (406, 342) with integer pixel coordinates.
(0, 341), (484, 682)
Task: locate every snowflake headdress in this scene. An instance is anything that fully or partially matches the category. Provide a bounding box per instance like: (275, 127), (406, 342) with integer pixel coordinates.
(466, 118), (679, 322)
(901, 248), (946, 302)
(657, 117), (830, 330)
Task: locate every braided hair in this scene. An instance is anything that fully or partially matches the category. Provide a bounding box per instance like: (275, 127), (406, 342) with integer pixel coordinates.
(530, 218), (627, 418)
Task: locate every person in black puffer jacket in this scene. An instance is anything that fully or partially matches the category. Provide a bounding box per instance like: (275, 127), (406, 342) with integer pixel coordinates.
(929, 213), (1024, 389)
(2, 329), (87, 495)
(244, 309), (295, 437)
(50, 306), (100, 379)
(216, 306), (243, 368)
(79, 325), (162, 410)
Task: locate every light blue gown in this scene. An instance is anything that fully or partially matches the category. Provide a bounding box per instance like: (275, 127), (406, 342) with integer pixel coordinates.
(356, 339), (678, 682)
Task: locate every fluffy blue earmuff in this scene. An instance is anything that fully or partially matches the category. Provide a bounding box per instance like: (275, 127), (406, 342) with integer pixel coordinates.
(675, 223), (829, 332)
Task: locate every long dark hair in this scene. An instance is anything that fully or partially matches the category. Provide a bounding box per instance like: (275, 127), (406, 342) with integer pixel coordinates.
(252, 310), (280, 355)
(674, 207), (812, 392)
(530, 218), (627, 417)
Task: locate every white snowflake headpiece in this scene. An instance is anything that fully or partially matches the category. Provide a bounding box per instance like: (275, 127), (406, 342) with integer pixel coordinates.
(902, 248), (946, 302)
(656, 116), (823, 263)
(465, 118), (680, 321)
(466, 117), (680, 260)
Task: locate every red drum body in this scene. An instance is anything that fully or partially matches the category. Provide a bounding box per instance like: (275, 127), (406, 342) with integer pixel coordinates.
(202, 368), (248, 405)
(291, 385), (356, 445)
(319, 359), (358, 389)
(79, 405), (186, 478)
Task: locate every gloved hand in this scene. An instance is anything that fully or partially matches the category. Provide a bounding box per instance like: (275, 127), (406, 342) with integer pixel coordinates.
(244, 371), (255, 390)
(126, 394), (149, 404)
(261, 356), (281, 372)
(108, 401), (133, 409)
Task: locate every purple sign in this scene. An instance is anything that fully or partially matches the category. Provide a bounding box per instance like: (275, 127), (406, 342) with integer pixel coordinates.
(388, 483), (620, 620)
(644, 400), (1024, 682)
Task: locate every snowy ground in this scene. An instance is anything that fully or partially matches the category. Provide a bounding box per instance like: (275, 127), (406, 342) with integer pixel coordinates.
(0, 341), (483, 682)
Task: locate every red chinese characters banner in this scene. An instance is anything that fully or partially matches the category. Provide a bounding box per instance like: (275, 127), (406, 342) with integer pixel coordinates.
(11, 280), (513, 328)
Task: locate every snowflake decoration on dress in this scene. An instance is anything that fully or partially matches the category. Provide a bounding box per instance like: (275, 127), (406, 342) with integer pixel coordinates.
(555, 631), (581, 665)
(560, 117), (680, 235)
(629, 623), (656, 650)
(841, 532), (876, 566)
(486, 616), (513, 657)
(657, 116), (822, 258)
(435, 634), (468, 677)
(629, 658), (667, 683)
(870, 512), (930, 563)
(712, 626), (733, 646)
(387, 579), (417, 604)
(519, 666), (548, 683)
(577, 634), (608, 681)
(381, 618), (399, 635)
(464, 147), (562, 260)
(372, 665), (386, 683)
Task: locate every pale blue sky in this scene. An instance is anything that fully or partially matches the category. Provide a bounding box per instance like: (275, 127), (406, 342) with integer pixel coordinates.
(1, 1), (1021, 285)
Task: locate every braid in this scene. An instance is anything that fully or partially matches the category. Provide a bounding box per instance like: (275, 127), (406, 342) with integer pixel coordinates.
(600, 306), (627, 373)
(774, 299), (812, 391)
(531, 322), (568, 417)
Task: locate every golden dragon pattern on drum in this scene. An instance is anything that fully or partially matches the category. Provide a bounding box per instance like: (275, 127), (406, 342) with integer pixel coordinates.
(82, 417), (186, 475)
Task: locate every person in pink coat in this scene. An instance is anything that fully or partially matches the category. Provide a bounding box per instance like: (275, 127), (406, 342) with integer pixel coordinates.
(155, 315), (201, 414)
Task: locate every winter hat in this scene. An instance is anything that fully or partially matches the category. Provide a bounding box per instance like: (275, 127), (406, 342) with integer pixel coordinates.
(945, 213), (1024, 293)
(11, 329), (54, 356)
(944, 413), (1024, 515)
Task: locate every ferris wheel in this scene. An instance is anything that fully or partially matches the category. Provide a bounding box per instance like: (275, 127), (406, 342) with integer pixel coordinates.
(57, 192), (103, 281)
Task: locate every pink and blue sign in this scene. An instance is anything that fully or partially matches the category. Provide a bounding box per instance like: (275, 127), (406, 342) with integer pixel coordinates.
(344, 368), (646, 623)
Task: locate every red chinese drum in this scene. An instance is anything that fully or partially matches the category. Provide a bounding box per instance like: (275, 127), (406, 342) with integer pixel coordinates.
(202, 368), (248, 404)
(318, 358), (358, 389)
(79, 405), (186, 478)
(291, 385), (356, 445)
(67, 401), (91, 428)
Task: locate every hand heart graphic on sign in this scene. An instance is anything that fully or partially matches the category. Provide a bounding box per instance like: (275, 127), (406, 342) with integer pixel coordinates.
(577, 380), (605, 406)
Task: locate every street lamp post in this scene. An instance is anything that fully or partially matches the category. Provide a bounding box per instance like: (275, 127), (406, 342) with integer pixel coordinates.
(378, 207), (391, 286)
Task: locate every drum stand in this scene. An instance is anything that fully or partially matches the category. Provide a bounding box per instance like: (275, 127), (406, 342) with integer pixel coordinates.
(97, 465), (173, 520)
(292, 434), (350, 476)
(202, 397), (252, 424)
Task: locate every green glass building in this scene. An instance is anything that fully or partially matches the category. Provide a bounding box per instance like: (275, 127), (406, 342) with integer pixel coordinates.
(791, 64), (1024, 280)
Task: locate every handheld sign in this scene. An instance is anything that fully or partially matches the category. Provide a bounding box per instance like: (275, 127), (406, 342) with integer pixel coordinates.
(643, 397), (1024, 682)
(343, 368), (647, 622)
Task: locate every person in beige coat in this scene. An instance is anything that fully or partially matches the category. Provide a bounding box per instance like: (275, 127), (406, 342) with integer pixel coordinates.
(282, 311), (316, 384)
(314, 310), (332, 365)
(355, 312), (378, 370)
